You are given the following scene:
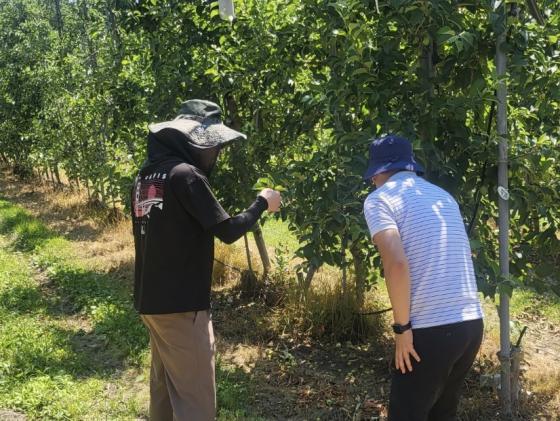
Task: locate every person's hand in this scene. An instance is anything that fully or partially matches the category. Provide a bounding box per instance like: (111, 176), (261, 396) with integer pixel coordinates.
(394, 329), (421, 374)
(258, 188), (282, 212)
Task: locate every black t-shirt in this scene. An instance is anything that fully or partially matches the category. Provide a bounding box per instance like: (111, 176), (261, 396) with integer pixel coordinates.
(131, 161), (229, 314)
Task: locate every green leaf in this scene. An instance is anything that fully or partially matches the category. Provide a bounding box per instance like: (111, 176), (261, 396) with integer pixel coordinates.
(204, 67), (219, 76)
(352, 68), (370, 77)
(535, 263), (555, 278)
(497, 282), (513, 298)
(436, 26), (455, 45)
(469, 239), (482, 251)
(252, 177), (274, 190)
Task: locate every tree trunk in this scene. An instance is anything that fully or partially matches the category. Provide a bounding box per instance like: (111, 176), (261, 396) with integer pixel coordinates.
(105, 0), (123, 62)
(99, 180), (106, 204)
(418, 37), (436, 176)
(297, 264), (317, 294)
(224, 94), (271, 275)
(46, 167), (54, 185)
(304, 264), (317, 291)
(53, 0), (64, 37)
(78, 0), (97, 71)
(53, 165), (62, 186)
(342, 264), (347, 295)
(244, 233), (254, 274)
(252, 223), (271, 276)
(510, 346), (522, 411)
(341, 237), (348, 294)
(420, 39), (435, 99)
(111, 192), (118, 212)
(49, 167), (56, 186)
(350, 244), (366, 307)
(240, 233), (260, 297)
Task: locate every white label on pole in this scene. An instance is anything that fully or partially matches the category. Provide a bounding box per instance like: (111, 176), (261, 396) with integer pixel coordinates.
(498, 186), (510, 201)
(492, 0), (504, 11)
(219, 0), (235, 21)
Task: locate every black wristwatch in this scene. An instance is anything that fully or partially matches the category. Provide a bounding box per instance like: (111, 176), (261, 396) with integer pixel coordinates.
(392, 321), (412, 334)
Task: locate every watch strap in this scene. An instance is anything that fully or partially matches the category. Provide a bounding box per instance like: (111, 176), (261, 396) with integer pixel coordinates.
(392, 321), (412, 334)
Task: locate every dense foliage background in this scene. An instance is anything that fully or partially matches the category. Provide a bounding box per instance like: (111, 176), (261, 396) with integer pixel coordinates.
(1, 0), (558, 300)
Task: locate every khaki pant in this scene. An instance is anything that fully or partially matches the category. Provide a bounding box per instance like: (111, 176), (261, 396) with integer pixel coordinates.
(141, 311), (216, 421)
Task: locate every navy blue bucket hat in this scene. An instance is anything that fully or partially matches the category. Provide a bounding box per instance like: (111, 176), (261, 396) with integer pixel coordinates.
(363, 134), (424, 181)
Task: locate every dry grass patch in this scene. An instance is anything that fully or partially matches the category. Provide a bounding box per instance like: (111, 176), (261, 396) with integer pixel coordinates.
(219, 343), (266, 374)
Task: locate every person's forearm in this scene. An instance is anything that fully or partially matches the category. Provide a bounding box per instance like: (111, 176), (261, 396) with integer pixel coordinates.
(384, 260), (411, 325)
(211, 196), (268, 244)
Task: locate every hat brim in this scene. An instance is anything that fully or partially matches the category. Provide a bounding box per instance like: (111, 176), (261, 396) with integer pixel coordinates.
(149, 119), (247, 148)
(363, 160), (424, 181)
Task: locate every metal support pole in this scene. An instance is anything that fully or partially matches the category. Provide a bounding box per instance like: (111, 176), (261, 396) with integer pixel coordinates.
(495, 2), (512, 416)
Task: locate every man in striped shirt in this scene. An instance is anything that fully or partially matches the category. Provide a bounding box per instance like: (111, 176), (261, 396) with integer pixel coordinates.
(362, 135), (484, 420)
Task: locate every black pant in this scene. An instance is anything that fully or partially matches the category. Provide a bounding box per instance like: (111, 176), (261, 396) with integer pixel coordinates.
(388, 318), (484, 421)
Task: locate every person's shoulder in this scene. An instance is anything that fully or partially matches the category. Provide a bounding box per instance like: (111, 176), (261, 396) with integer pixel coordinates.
(417, 179), (462, 215)
(369, 181), (397, 202)
(420, 178), (458, 201)
(169, 162), (196, 175)
(170, 163), (206, 182)
(364, 189), (382, 204)
(364, 189), (390, 212)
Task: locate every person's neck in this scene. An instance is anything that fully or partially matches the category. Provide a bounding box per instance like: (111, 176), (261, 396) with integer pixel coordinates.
(375, 170), (402, 188)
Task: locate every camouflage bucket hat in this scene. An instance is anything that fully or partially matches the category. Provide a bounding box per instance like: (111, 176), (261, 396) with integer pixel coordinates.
(148, 99), (247, 148)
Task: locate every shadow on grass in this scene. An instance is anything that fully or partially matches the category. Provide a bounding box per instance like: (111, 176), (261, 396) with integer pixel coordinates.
(0, 278), (147, 387)
(0, 284), (43, 314)
(0, 200), (54, 251)
(1, 316), (128, 380)
(0, 276), (261, 419)
(216, 362), (267, 420)
(0, 199), (147, 373)
(41, 263), (148, 364)
(0, 178), (108, 243)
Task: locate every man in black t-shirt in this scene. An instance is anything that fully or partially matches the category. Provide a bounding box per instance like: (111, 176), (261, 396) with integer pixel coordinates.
(131, 99), (281, 420)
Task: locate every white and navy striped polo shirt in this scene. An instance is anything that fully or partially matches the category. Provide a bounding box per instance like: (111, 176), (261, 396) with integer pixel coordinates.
(363, 171), (483, 329)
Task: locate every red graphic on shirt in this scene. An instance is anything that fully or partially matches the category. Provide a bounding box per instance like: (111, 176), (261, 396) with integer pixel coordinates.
(133, 172), (166, 218)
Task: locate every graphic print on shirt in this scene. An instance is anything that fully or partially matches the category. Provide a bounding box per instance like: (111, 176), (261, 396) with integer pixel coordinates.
(133, 172), (166, 219)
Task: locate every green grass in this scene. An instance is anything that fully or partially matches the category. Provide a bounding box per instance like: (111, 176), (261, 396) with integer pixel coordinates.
(0, 199), (149, 419)
(261, 216), (300, 254)
(216, 361), (267, 421)
(0, 198), (258, 420)
(510, 288), (560, 324)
